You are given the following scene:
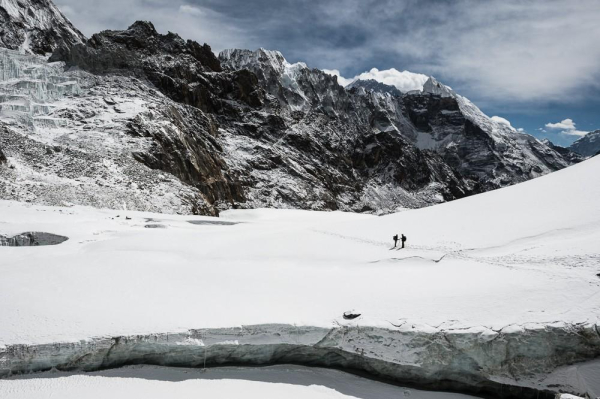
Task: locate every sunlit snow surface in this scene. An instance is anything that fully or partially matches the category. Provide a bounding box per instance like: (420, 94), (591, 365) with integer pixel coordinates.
(0, 155), (599, 398)
(0, 161), (599, 339)
(0, 157), (599, 345)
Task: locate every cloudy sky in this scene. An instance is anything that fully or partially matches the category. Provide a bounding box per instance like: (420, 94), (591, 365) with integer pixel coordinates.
(56, 0), (600, 146)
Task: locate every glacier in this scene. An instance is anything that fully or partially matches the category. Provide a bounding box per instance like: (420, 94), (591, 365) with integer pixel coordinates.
(1, 155), (599, 397)
(2, 324), (599, 398)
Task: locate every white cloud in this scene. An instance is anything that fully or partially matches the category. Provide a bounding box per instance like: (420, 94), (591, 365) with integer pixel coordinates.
(545, 118), (588, 137)
(55, 1), (246, 52)
(562, 130), (588, 137)
(353, 68), (429, 92)
(491, 116), (515, 131)
(517, 128), (525, 133)
(322, 69), (354, 87)
(545, 119), (576, 130)
(179, 5), (203, 16)
(324, 67), (428, 92)
(334, 0), (600, 103)
(55, 0), (600, 105)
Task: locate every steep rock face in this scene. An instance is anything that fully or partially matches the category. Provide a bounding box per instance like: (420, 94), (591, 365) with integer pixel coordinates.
(50, 29), (476, 214)
(417, 78), (574, 186)
(49, 22), (264, 211)
(569, 130), (600, 157)
(126, 103), (245, 208)
(0, 0), (84, 54)
(220, 49), (576, 193)
(0, 47), (218, 215)
(51, 22), (263, 114)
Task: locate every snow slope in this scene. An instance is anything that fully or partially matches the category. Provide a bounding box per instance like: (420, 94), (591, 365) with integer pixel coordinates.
(0, 155), (599, 397)
(1, 158), (598, 345)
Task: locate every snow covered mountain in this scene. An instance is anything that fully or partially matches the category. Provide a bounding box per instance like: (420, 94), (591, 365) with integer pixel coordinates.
(220, 49), (574, 188)
(0, 1), (582, 216)
(346, 78), (403, 96)
(0, 0), (84, 54)
(569, 129), (600, 157)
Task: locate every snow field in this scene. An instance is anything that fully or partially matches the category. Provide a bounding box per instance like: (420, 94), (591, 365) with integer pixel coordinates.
(0, 157), (599, 345)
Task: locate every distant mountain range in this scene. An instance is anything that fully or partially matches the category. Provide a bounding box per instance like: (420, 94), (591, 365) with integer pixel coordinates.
(568, 130), (600, 157)
(0, 0), (590, 215)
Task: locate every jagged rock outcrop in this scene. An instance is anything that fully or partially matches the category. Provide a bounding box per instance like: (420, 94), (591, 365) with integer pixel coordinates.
(0, 145), (6, 164)
(220, 50), (575, 193)
(0, 0), (583, 215)
(51, 21), (263, 114)
(0, 0), (84, 54)
(0, 51), (217, 215)
(568, 130), (600, 157)
(49, 26), (478, 213)
(0, 231), (68, 246)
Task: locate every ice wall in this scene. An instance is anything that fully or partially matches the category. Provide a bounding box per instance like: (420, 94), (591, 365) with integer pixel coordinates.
(0, 48), (80, 129)
(2, 323), (599, 398)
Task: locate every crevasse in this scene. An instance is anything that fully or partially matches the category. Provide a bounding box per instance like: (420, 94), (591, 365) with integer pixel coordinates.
(2, 323), (599, 399)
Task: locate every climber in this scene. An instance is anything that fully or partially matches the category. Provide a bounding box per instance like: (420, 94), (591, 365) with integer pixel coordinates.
(393, 234), (399, 247)
(401, 234), (406, 248)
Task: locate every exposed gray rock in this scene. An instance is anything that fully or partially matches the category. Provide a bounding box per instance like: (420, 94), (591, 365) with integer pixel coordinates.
(220, 49), (576, 194)
(51, 26), (476, 214)
(0, 231), (68, 246)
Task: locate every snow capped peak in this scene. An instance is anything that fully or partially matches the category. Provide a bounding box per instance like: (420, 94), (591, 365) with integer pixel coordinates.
(422, 76), (455, 97)
(219, 48), (308, 76)
(418, 76), (522, 143)
(0, 0), (85, 55)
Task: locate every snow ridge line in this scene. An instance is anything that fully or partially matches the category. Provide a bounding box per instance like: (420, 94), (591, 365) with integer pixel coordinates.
(1, 323), (599, 398)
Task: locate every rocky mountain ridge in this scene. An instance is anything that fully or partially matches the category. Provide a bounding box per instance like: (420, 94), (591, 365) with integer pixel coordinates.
(219, 49), (573, 187)
(0, 1), (584, 215)
(569, 130), (600, 157)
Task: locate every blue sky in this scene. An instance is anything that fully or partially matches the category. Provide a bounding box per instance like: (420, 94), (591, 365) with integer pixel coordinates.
(56, 0), (600, 146)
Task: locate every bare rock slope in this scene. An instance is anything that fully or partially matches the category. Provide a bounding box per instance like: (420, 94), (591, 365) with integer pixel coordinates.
(0, 1), (582, 215)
